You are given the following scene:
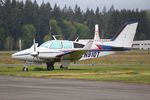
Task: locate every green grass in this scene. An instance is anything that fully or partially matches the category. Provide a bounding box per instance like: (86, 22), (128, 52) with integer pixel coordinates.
(0, 50), (150, 84)
(0, 65), (150, 84)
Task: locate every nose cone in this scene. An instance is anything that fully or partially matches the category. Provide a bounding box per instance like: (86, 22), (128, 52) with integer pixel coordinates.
(11, 52), (20, 59)
(11, 50), (29, 60)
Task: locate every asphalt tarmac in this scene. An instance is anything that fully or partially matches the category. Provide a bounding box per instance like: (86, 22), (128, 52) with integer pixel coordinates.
(0, 75), (150, 100)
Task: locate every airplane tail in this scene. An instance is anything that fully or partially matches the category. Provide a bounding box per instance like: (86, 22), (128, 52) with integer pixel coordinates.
(111, 22), (138, 48)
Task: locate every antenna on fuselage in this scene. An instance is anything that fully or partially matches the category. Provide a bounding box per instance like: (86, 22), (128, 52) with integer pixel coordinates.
(75, 36), (79, 42)
(52, 35), (61, 40)
(33, 38), (36, 51)
(52, 35), (57, 40)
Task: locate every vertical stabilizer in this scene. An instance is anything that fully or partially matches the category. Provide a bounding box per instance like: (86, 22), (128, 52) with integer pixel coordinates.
(111, 22), (138, 48)
(94, 24), (100, 41)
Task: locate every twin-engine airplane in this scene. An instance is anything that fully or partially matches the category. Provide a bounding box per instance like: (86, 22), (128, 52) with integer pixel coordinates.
(12, 22), (138, 71)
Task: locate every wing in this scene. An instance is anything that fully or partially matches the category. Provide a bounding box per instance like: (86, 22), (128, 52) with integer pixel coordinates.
(56, 41), (93, 61)
(56, 50), (88, 61)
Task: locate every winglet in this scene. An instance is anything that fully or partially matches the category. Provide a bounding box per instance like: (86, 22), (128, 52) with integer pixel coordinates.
(83, 40), (93, 50)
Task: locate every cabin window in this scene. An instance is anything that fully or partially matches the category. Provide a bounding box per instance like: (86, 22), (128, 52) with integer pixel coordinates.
(40, 40), (52, 48)
(63, 41), (72, 49)
(74, 43), (84, 48)
(49, 41), (62, 49)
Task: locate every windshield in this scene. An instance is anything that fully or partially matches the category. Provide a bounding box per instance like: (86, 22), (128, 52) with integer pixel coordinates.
(40, 40), (73, 49)
(49, 41), (62, 49)
(40, 40), (52, 48)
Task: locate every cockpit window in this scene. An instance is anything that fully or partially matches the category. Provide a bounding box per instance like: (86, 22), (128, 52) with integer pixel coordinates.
(49, 41), (62, 49)
(40, 40), (52, 48)
(63, 41), (72, 49)
(74, 43), (84, 48)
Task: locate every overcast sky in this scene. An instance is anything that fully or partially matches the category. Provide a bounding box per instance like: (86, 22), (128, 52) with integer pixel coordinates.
(22, 0), (150, 11)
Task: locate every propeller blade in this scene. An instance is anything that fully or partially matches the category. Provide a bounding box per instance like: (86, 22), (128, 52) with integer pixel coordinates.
(33, 38), (36, 51)
(30, 39), (39, 57)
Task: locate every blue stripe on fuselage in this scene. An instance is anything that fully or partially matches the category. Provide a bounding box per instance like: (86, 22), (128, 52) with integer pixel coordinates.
(83, 45), (131, 58)
(95, 45), (131, 51)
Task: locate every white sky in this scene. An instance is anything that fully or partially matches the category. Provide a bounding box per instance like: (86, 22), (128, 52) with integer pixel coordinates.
(21, 0), (150, 11)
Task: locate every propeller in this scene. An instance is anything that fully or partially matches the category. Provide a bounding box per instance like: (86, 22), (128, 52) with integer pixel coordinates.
(34, 38), (36, 51)
(30, 38), (39, 57)
(30, 31), (39, 63)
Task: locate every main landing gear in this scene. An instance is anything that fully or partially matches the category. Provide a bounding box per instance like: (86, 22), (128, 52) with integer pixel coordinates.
(60, 60), (70, 69)
(22, 64), (28, 72)
(60, 65), (68, 69)
(22, 61), (69, 71)
(46, 62), (54, 71)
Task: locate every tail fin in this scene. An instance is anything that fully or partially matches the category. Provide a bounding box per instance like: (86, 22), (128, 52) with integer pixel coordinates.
(111, 22), (138, 48)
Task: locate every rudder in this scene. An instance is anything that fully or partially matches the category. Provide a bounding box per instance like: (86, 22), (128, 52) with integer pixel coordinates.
(111, 22), (138, 48)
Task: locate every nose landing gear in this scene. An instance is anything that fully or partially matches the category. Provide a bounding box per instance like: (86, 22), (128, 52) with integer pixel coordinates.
(22, 67), (28, 71)
(22, 64), (28, 72)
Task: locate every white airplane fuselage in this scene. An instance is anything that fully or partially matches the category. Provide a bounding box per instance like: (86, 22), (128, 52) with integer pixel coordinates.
(12, 40), (130, 62)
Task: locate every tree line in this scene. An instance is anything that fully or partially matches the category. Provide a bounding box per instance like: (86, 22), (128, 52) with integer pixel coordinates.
(0, 0), (150, 50)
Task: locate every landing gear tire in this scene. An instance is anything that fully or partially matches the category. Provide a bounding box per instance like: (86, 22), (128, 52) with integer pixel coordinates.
(47, 66), (54, 70)
(46, 62), (54, 71)
(60, 65), (68, 69)
(60, 65), (63, 69)
(22, 67), (28, 72)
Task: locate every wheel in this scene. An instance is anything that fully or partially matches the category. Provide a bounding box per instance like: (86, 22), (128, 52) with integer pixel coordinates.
(46, 62), (54, 71)
(50, 66), (54, 70)
(60, 65), (68, 69)
(60, 65), (63, 69)
(47, 66), (50, 70)
(22, 67), (28, 72)
(47, 66), (54, 71)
